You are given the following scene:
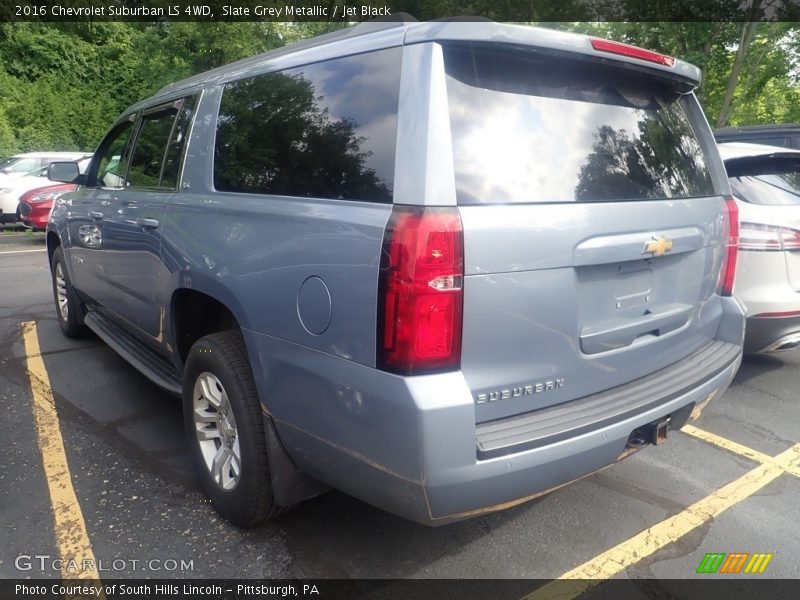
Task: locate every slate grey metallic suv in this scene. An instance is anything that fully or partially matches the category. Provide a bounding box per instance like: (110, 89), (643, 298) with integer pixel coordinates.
(46, 21), (746, 526)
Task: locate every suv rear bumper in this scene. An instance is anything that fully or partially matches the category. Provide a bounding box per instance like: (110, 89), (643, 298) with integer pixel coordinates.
(745, 314), (800, 353)
(245, 297), (745, 525)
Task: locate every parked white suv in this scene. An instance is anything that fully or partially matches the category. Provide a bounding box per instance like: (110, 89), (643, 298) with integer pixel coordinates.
(719, 142), (800, 352)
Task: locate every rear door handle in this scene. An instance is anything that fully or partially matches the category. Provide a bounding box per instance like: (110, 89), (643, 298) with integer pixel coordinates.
(89, 211), (104, 220)
(136, 217), (160, 229)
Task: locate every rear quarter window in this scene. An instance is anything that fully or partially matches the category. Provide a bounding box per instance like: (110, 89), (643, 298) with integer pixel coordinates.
(444, 43), (716, 204)
(214, 47), (400, 202)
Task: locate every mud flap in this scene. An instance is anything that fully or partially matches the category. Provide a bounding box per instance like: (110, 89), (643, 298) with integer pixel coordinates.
(263, 415), (330, 506)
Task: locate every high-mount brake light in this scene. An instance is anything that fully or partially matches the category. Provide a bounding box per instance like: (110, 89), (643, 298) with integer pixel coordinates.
(377, 206), (464, 375)
(591, 38), (676, 67)
(718, 197), (739, 297)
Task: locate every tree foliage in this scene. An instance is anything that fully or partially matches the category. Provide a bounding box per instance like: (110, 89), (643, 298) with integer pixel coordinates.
(0, 20), (796, 156)
(551, 21), (800, 127)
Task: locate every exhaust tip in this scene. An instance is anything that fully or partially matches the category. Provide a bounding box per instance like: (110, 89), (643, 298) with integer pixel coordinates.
(775, 341), (799, 351)
(762, 334), (800, 353)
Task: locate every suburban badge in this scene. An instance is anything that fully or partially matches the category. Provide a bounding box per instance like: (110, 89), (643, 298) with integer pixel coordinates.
(476, 378), (566, 404)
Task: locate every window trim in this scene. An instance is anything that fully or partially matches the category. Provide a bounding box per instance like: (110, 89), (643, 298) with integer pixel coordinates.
(126, 100), (183, 191)
(87, 116), (137, 189)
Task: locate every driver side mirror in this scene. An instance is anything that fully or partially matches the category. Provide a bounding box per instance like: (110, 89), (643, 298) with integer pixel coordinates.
(48, 161), (80, 183)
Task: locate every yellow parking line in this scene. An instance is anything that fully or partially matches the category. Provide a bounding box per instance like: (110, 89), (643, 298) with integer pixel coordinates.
(774, 444), (800, 479)
(22, 321), (103, 584)
(522, 444), (800, 600)
(681, 425), (775, 464)
(683, 425), (800, 479)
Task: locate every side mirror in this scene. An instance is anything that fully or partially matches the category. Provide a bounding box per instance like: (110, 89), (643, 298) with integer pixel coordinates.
(48, 161), (80, 183)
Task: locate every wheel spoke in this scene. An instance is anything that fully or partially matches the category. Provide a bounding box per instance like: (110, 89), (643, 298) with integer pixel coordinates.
(196, 426), (221, 441)
(194, 408), (219, 424)
(200, 375), (223, 409)
(211, 445), (231, 486)
(230, 442), (242, 477)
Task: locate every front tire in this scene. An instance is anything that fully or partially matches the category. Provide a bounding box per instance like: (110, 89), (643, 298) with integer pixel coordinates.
(51, 246), (87, 338)
(183, 331), (281, 527)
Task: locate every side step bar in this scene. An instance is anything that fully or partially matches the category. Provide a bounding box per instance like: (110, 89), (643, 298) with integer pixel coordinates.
(84, 310), (182, 396)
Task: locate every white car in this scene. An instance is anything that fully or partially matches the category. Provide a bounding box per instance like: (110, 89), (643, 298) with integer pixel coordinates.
(0, 155), (92, 223)
(719, 142), (800, 353)
(0, 152), (90, 182)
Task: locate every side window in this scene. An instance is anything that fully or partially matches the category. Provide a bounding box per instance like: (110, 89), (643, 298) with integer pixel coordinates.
(92, 121), (134, 189)
(161, 95), (198, 189)
(214, 47), (400, 202)
(125, 95), (197, 190)
(127, 106), (179, 189)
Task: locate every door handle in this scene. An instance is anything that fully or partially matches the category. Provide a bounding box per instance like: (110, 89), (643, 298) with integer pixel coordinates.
(89, 211), (104, 220)
(136, 217), (160, 229)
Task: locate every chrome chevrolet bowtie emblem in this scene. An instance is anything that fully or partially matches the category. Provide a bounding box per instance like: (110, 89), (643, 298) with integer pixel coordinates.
(643, 235), (674, 257)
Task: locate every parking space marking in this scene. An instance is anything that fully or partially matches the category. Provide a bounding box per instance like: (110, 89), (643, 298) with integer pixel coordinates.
(681, 424), (775, 464)
(522, 442), (800, 600)
(0, 248), (47, 255)
(22, 321), (104, 584)
(683, 424), (800, 479)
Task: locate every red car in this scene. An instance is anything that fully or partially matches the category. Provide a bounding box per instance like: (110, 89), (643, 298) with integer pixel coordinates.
(17, 183), (76, 230)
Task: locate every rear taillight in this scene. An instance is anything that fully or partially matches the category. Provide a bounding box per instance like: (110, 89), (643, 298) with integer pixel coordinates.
(740, 222), (800, 251)
(590, 38), (676, 67)
(718, 197), (739, 297)
(378, 206), (464, 375)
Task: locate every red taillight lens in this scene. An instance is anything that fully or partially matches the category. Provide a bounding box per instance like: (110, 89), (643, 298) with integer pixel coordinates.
(719, 197), (739, 297)
(378, 206), (464, 375)
(740, 222), (800, 251)
(781, 227), (800, 250)
(590, 38), (675, 67)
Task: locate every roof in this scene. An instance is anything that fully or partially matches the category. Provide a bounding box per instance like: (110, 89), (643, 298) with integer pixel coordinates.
(716, 123), (800, 137)
(138, 20), (701, 111)
(10, 152), (91, 159)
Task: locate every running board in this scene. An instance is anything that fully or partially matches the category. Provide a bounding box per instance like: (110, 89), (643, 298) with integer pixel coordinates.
(84, 310), (182, 396)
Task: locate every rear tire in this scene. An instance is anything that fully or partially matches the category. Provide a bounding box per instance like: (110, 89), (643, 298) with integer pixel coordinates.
(183, 330), (282, 527)
(51, 246), (87, 338)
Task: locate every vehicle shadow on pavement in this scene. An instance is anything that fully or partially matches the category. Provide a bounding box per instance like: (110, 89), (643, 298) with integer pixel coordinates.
(733, 353), (793, 386)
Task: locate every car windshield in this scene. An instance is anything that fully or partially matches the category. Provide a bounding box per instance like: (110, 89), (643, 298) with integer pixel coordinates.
(1, 157), (39, 174)
(728, 158), (800, 206)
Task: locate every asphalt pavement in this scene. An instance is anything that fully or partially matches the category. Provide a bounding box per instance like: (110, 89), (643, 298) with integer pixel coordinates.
(1, 231), (798, 587)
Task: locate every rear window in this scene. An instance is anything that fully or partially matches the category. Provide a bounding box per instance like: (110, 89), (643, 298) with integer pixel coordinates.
(729, 157), (800, 206)
(444, 43), (715, 204)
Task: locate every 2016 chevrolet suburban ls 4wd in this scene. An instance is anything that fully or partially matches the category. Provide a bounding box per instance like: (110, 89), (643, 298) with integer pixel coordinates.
(46, 21), (746, 526)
